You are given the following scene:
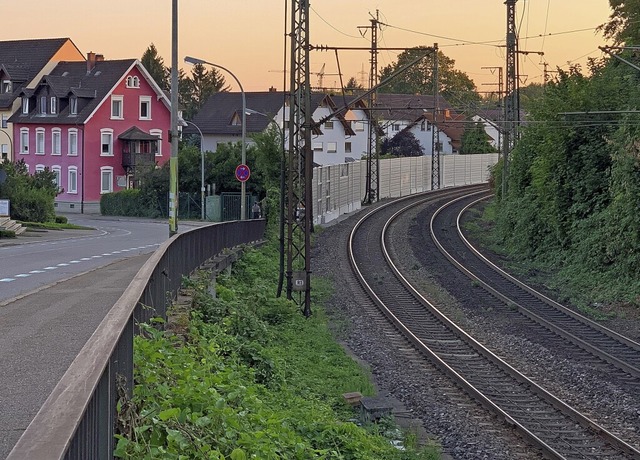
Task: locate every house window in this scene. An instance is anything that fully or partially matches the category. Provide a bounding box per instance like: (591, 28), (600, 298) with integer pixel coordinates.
(52, 129), (61, 155)
(101, 129), (113, 156)
(68, 167), (78, 194)
(111, 96), (123, 119)
(69, 97), (78, 115)
(327, 142), (337, 153)
(345, 142), (352, 153)
(40, 96), (47, 115)
(35, 128), (45, 154)
(22, 97), (29, 115)
(1, 114), (7, 129)
(353, 121), (364, 131)
(68, 129), (78, 156)
(126, 76), (140, 88)
(50, 97), (57, 115)
(1, 80), (11, 94)
(150, 129), (162, 157)
(392, 124), (400, 132)
(421, 120), (428, 131)
(435, 141), (443, 152)
(51, 166), (61, 191)
(313, 142), (323, 151)
(324, 121), (334, 130)
(139, 96), (151, 120)
(35, 164), (45, 173)
(20, 128), (29, 153)
(1, 144), (7, 160)
(100, 166), (113, 193)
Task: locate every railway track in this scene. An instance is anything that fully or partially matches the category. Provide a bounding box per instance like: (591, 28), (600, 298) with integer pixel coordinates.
(348, 186), (640, 459)
(431, 192), (640, 385)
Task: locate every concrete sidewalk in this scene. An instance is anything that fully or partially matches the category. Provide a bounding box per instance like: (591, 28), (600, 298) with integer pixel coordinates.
(0, 253), (151, 459)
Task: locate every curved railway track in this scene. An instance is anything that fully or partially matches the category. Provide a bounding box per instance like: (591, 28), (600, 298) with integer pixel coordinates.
(348, 186), (640, 459)
(431, 193), (640, 385)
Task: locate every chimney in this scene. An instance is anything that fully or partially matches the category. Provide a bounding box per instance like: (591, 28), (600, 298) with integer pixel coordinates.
(96, 54), (105, 62)
(268, 86), (277, 92)
(87, 52), (96, 73)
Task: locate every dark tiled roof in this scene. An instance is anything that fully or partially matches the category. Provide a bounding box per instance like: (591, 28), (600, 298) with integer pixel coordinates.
(188, 91), (288, 135)
(374, 93), (453, 122)
(0, 38), (75, 109)
(119, 126), (159, 141)
(9, 59), (136, 124)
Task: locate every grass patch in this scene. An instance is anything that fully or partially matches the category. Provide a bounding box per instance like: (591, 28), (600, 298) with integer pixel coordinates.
(115, 242), (440, 459)
(20, 221), (94, 231)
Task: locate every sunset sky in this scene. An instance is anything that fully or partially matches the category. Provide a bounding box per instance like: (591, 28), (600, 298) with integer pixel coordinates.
(3, 1), (614, 93)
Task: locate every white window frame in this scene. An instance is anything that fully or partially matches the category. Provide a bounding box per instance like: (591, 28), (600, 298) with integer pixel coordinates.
(50, 97), (57, 115)
(327, 142), (337, 153)
(111, 95), (123, 119)
(35, 128), (45, 155)
(40, 96), (47, 115)
(51, 165), (61, 191)
(345, 142), (352, 154)
(312, 142), (323, 151)
(100, 166), (113, 194)
(324, 120), (334, 130)
(68, 167), (78, 194)
(22, 97), (29, 115)
(68, 129), (78, 156)
(2, 80), (11, 94)
(20, 128), (29, 154)
(52, 128), (61, 155)
(1, 114), (7, 129)
(150, 129), (162, 157)
(100, 129), (114, 156)
(70, 96), (78, 115)
(35, 164), (45, 173)
(354, 120), (364, 132)
(1, 143), (8, 159)
(392, 124), (400, 132)
(139, 96), (151, 120)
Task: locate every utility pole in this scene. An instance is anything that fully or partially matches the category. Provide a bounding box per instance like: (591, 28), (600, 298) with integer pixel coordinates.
(287, 0), (313, 317)
(359, 10), (381, 204)
(431, 43), (440, 190)
(503, 0), (519, 198)
(169, 0), (179, 236)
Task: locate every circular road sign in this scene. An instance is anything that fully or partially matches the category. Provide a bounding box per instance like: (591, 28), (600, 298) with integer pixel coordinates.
(235, 164), (251, 182)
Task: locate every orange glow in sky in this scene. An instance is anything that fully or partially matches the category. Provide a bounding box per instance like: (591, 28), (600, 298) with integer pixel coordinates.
(2, 1), (613, 94)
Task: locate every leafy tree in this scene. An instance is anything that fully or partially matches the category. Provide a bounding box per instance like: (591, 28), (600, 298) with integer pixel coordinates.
(181, 64), (229, 120)
(518, 82), (545, 111)
(141, 44), (169, 91)
(0, 160), (58, 222)
(381, 129), (424, 157)
(379, 47), (480, 105)
(601, 0), (640, 46)
(460, 121), (496, 154)
(344, 77), (364, 92)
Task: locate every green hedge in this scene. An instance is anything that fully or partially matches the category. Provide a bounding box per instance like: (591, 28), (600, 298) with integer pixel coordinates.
(100, 189), (162, 218)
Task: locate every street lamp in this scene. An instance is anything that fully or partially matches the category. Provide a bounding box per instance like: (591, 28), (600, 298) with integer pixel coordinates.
(181, 120), (205, 220)
(245, 108), (286, 297)
(184, 56), (247, 220)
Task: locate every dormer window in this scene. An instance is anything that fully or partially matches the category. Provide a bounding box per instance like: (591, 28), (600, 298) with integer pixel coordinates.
(22, 97), (29, 114)
(50, 97), (57, 115)
(40, 96), (47, 115)
(1, 80), (11, 94)
(69, 97), (78, 115)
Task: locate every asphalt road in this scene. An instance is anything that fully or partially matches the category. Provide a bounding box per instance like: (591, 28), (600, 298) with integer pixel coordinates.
(0, 216), (204, 459)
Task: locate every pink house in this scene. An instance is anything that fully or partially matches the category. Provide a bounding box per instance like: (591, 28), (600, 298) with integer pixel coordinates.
(9, 53), (171, 213)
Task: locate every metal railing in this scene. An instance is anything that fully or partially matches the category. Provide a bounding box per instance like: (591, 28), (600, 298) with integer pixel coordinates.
(6, 219), (266, 460)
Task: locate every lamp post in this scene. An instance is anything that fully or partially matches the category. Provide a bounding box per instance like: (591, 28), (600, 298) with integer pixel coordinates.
(184, 56), (247, 220)
(182, 120), (205, 220)
(245, 108), (286, 297)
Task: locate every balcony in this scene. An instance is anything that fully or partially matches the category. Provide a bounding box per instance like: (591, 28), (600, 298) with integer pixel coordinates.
(118, 126), (160, 174)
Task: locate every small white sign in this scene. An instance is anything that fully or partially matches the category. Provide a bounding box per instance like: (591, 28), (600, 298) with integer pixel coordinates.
(0, 199), (9, 217)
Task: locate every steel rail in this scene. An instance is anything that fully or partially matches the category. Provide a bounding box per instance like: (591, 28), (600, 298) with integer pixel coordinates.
(348, 188), (640, 459)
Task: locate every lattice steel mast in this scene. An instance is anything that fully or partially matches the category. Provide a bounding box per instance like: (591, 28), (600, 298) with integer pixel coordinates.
(503, 0), (519, 197)
(361, 11), (381, 204)
(286, 0), (313, 316)
(431, 43), (440, 190)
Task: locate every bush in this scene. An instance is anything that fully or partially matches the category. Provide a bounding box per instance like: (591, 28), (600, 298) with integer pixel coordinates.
(10, 186), (56, 223)
(55, 215), (68, 224)
(0, 229), (16, 239)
